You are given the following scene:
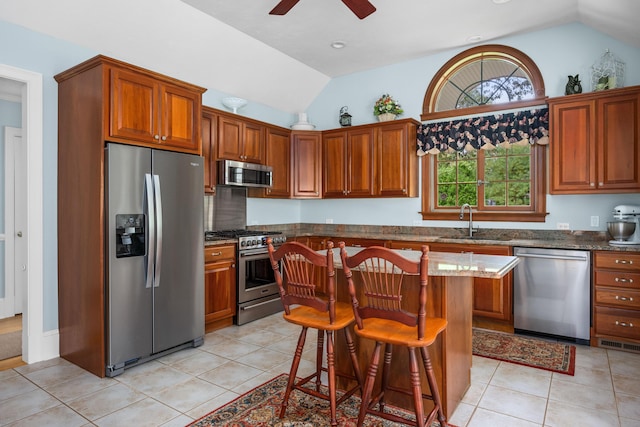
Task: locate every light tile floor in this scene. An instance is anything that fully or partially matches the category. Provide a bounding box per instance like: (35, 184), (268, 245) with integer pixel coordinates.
(1, 312), (639, 426)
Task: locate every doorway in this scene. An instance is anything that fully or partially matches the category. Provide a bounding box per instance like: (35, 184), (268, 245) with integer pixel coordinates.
(0, 65), (45, 365)
(1, 126), (26, 320)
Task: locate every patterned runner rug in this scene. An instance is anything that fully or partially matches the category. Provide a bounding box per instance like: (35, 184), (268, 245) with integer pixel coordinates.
(188, 373), (451, 426)
(472, 328), (576, 375)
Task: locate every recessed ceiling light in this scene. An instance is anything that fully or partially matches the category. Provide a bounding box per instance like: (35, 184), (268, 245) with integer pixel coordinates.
(331, 41), (346, 49)
(467, 35), (483, 42)
(492, 0), (511, 3)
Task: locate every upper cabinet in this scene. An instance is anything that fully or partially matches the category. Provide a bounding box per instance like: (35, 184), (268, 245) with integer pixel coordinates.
(377, 120), (419, 197)
(322, 119), (419, 199)
(291, 131), (322, 199)
(217, 114), (265, 164)
(55, 55), (205, 155)
(323, 127), (376, 198)
(264, 126), (291, 198)
(549, 86), (640, 194)
(248, 129), (322, 199)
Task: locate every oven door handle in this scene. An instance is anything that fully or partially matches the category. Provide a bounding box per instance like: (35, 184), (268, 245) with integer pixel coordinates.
(239, 250), (270, 259)
(241, 298), (281, 311)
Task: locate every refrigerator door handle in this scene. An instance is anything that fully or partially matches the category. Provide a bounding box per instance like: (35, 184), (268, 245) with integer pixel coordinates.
(145, 173), (155, 289)
(153, 174), (163, 288)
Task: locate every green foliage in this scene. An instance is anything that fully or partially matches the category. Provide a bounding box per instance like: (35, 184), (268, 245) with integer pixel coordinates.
(435, 144), (532, 210)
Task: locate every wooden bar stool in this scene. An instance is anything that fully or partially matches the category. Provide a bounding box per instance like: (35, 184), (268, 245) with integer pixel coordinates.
(339, 243), (449, 427)
(267, 239), (363, 427)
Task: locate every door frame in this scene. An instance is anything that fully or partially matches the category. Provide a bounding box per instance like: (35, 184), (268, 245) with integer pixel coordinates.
(0, 64), (47, 364)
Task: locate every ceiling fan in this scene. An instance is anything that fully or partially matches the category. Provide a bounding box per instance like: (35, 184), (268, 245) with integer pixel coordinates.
(269, 0), (376, 20)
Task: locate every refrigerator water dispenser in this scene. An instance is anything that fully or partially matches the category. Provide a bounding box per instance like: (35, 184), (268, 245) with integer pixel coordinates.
(115, 214), (145, 258)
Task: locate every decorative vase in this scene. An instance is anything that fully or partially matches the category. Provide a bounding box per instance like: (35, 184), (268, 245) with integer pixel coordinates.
(377, 113), (396, 122)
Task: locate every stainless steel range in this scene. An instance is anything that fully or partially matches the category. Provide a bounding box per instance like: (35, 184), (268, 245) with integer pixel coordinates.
(205, 229), (287, 325)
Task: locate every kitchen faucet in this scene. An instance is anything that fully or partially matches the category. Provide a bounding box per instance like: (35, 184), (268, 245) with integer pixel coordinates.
(459, 203), (476, 237)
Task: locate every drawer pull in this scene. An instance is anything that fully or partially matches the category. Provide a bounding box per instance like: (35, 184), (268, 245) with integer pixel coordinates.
(615, 296), (634, 302)
(209, 251), (222, 257)
(615, 277), (634, 283)
(615, 321), (634, 328)
(615, 259), (634, 265)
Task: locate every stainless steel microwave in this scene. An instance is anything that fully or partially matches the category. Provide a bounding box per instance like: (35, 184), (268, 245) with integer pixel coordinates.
(217, 160), (273, 188)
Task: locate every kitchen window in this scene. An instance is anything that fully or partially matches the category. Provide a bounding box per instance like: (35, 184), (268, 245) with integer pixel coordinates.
(419, 45), (547, 222)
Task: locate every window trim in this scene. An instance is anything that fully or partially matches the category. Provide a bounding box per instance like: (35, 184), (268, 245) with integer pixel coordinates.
(419, 44), (547, 222)
(420, 145), (547, 222)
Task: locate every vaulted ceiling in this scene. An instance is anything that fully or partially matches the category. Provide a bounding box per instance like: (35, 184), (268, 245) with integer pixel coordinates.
(1, 0), (638, 113)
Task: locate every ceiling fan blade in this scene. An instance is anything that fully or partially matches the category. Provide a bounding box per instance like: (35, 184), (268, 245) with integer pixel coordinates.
(269, 0), (301, 15)
(341, 0), (376, 19)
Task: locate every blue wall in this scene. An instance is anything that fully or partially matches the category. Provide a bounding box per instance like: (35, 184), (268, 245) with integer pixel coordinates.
(249, 22), (640, 231)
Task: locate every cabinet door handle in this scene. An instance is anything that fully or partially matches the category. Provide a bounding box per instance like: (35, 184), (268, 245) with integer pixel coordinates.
(209, 251), (222, 257)
(161, 135), (167, 141)
(615, 295), (634, 302)
(615, 321), (634, 328)
(615, 277), (634, 283)
(154, 134), (160, 140)
(615, 259), (634, 265)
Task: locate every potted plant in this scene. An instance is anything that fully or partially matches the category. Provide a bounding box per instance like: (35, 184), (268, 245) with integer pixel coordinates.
(373, 94), (404, 121)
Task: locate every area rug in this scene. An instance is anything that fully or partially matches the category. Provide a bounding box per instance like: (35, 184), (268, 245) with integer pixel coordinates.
(188, 374), (451, 426)
(0, 330), (21, 360)
(472, 328), (575, 375)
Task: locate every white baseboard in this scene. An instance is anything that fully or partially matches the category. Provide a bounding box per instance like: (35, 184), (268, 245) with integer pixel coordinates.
(23, 328), (59, 364)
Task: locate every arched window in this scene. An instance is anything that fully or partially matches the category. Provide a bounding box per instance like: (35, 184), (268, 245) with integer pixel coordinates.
(422, 45), (546, 121)
(420, 45), (548, 222)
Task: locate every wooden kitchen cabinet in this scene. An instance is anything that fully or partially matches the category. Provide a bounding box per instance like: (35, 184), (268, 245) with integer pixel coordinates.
(262, 126), (291, 198)
(202, 107), (217, 193)
(244, 127), (322, 199)
(55, 55), (205, 155)
(204, 244), (237, 332)
(593, 251), (640, 349)
(377, 121), (419, 197)
(549, 85), (640, 194)
(322, 119), (419, 199)
(323, 128), (376, 198)
(389, 241), (514, 329)
(291, 131), (322, 198)
(217, 114), (265, 163)
(110, 67), (202, 152)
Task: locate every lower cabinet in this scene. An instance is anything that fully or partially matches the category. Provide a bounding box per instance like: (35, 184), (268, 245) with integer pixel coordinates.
(204, 244), (236, 332)
(593, 251), (640, 349)
(389, 241), (513, 330)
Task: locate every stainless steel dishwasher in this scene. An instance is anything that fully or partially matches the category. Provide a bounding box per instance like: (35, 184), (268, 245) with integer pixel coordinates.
(513, 247), (591, 344)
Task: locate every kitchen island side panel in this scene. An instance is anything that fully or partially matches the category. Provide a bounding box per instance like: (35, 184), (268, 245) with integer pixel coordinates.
(334, 273), (473, 419)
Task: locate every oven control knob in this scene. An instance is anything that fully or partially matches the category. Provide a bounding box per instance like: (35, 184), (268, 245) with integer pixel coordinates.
(252, 239), (257, 246)
(240, 241), (246, 247)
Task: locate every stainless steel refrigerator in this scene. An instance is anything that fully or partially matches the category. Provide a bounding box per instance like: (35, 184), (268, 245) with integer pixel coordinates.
(105, 143), (204, 377)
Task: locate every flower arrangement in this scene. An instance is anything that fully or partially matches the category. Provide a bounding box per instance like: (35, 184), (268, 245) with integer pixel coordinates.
(373, 93), (404, 116)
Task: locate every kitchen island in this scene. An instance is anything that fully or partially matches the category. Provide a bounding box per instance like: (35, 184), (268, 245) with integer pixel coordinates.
(329, 247), (519, 419)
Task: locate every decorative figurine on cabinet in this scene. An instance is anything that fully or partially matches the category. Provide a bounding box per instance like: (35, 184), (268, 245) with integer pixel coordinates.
(339, 106), (352, 127)
(565, 75), (583, 95)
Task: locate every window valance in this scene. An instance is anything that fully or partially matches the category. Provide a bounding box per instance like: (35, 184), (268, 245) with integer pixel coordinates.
(416, 108), (549, 156)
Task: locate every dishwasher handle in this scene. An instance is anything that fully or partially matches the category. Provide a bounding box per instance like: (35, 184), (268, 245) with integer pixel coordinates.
(516, 252), (588, 262)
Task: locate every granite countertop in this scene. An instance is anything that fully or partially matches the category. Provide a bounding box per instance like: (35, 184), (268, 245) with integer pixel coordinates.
(253, 224), (640, 253)
(208, 224), (640, 253)
(330, 246), (519, 279)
